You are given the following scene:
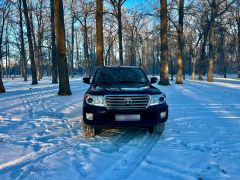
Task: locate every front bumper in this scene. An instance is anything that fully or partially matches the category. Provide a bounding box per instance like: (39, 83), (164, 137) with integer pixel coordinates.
(83, 103), (168, 127)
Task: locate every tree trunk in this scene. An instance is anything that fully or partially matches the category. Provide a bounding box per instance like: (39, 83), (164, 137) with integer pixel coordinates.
(5, 37), (9, 78)
(0, 46), (5, 92)
(238, 16), (240, 79)
(117, 5), (124, 65)
(19, 0), (27, 81)
(54, 0), (71, 95)
(50, 0), (58, 83)
(188, 49), (191, 76)
(96, 0), (104, 67)
(130, 32), (136, 66)
(0, 6), (8, 92)
(191, 48), (196, 80)
(48, 47), (51, 76)
(199, 34), (208, 80)
(83, 21), (90, 76)
(105, 32), (114, 65)
(0, 30), (6, 91)
(219, 26), (227, 78)
(199, 15), (212, 81)
(29, 4), (40, 81)
(76, 32), (80, 73)
(158, 0), (170, 85)
(223, 64), (227, 78)
(207, 0), (217, 82)
(170, 55), (174, 81)
(22, 0), (38, 84)
(89, 26), (95, 75)
(152, 46), (155, 75)
(71, 16), (74, 78)
(7, 36), (10, 78)
(156, 43), (160, 75)
(176, 0), (184, 84)
(37, 30), (43, 81)
(5, 20), (9, 78)
(207, 24), (215, 82)
(0, 62), (5, 93)
(36, 0), (43, 81)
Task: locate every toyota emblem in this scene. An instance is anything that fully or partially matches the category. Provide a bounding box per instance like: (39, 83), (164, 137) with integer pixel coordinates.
(124, 98), (132, 105)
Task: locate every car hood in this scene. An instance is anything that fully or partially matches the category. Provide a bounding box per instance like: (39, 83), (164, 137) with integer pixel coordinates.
(86, 84), (162, 95)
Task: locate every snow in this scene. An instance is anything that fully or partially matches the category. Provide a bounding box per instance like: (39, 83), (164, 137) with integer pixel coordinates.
(0, 76), (240, 179)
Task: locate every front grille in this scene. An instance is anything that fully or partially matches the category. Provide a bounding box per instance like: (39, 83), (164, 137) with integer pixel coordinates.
(105, 95), (149, 110)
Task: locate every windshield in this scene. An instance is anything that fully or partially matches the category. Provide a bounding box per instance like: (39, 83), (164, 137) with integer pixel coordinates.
(93, 67), (149, 84)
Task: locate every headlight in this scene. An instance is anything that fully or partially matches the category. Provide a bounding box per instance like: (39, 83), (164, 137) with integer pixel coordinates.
(84, 94), (105, 107)
(149, 94), (166, 106)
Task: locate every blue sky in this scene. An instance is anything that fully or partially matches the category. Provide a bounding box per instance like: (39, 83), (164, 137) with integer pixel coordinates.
(124, 0), (146, 8)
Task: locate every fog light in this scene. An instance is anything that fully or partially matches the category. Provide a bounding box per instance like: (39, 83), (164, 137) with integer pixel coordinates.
(86, 113), (93, 120)
(160, 111), (167, 119)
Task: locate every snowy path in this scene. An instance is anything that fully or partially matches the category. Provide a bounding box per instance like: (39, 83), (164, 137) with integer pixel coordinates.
(0, 77), (240, 179)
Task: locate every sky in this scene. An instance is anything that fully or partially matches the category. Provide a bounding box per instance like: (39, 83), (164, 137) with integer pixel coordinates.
(124, 0), (147, 9)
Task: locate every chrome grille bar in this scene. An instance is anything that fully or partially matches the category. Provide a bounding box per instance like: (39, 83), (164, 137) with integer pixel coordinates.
(105, 95), (149, 110)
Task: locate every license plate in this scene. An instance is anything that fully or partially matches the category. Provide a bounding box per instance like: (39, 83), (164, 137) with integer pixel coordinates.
(115, 114), (140, 121)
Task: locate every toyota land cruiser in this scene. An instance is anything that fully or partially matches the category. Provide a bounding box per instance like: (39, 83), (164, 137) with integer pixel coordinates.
(82, 66), (168, 137)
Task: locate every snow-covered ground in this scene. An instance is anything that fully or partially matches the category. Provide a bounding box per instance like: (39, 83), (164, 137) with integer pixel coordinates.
(0, 77), (240, 179)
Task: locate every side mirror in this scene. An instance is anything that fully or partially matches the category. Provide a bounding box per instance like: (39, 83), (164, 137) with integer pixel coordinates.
(83, 77), (91, 84)
(150, 77), (158, 84)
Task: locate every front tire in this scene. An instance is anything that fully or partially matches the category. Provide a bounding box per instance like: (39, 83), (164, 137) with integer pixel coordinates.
(148, 123), (165, 134)
(82, 122), (96, 137)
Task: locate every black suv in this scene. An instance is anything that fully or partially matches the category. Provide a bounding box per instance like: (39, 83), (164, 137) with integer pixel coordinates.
(82, 66), (168, 137)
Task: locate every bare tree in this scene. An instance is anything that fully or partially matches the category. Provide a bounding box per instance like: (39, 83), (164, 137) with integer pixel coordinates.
(238, 16), (240, 79)
(104, 17), (116, 65)
(96, 0), (104, 66)
(218, 25), (227, 78)
(0, 1), (10, 93)
(124, 10), (147, 66)
(109, 0), (126, 65)
(50, 0), (58, 83)
(196, 0), (234, 81)
(234, 0), (240, 78)
(36, 0), (44, 81)
(176, 0), (184, 84)
(54, 0), (71, 95)
(158, 0), (170, 85)
(75, 0), (94, 76)
(22, 0), (38, 84)
(207, 0), (217, 82)
(19, 0), (27, 81)
(5, 18), (9, 78)
(69, 0), (76, 78)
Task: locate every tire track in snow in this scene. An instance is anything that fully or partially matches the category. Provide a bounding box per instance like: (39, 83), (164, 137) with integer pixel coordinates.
(97, 132), (161, 180)
(0, 84), (85, 144)
(0, 127), (141, 175)
(0, 79), (87, 104)
(0, 88), (58, 112)
(0, 86), (58, 103)
(12, 128), (142, 179)
(0, 84), (87, 112)
(97, 128), (141, 153)
(0, 107), (83, 145)
(0, 81), (87, 137)
(20, 86), (85, 115)
(0, 134), (83, 174)
(1, 117), (81, 145)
